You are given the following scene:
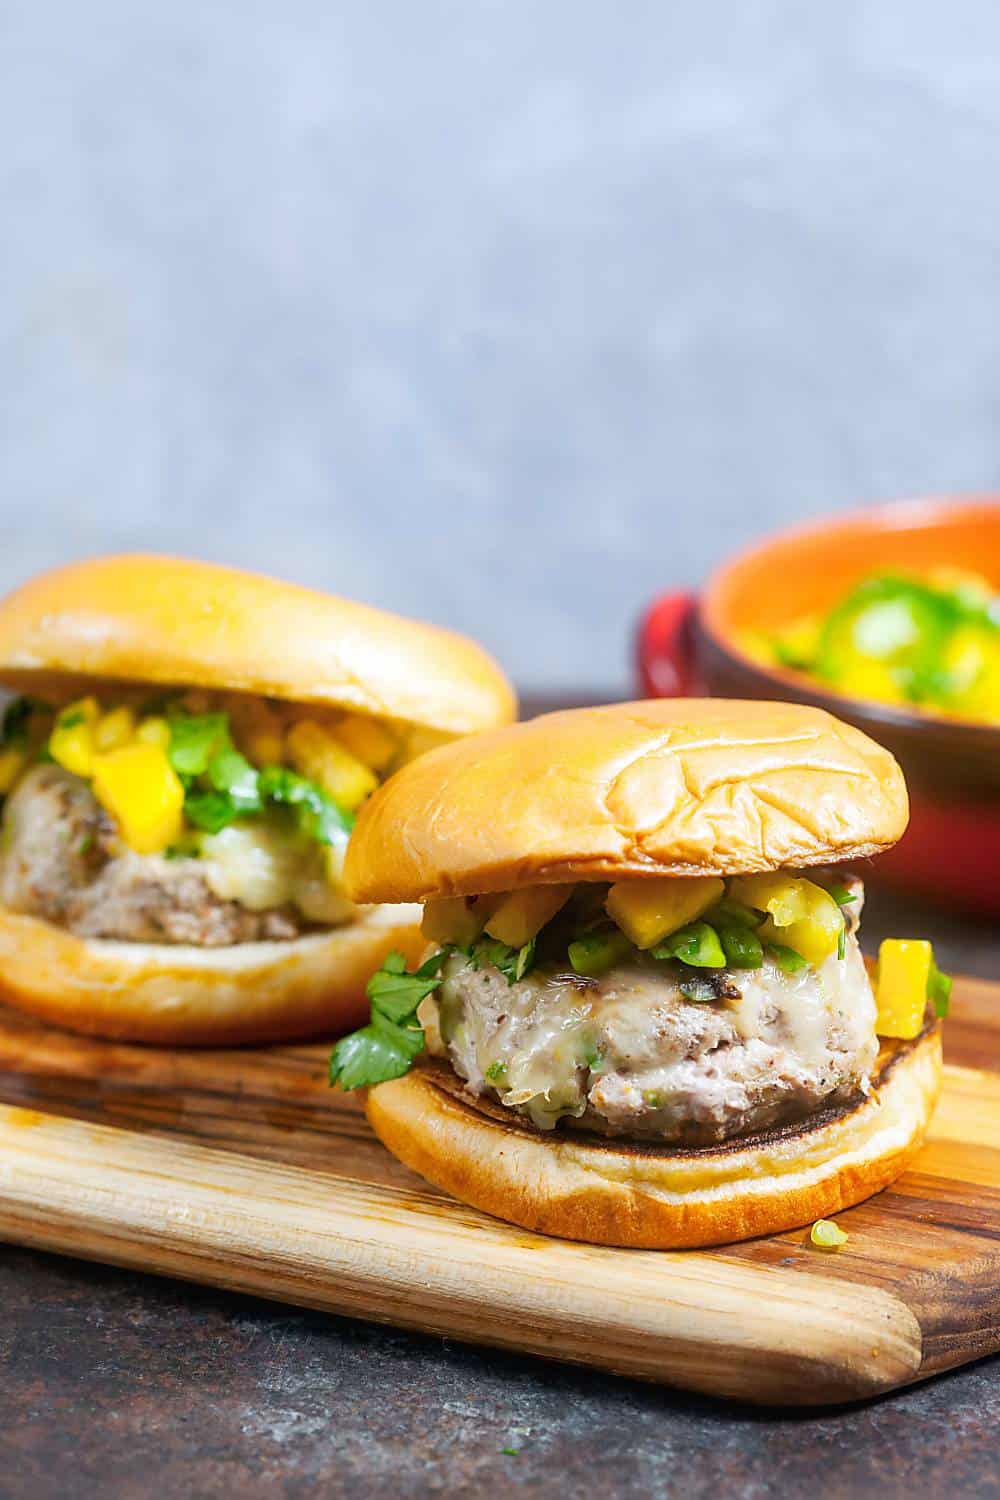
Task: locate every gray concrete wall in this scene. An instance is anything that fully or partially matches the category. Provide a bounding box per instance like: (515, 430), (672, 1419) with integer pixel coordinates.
(2, 3), (999, 691)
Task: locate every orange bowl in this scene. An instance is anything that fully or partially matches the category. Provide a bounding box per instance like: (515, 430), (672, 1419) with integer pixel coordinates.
(637, 498), (1000, 914)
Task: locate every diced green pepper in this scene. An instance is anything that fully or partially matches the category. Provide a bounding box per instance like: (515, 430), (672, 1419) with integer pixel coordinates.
(653, 921), (726, 969)
(568, 927), (633, 978)
(767, 943), (808, 975)
(718, 924), (763, 970)
(926, 959), (952, 1018)
(708, 896), (762, 928)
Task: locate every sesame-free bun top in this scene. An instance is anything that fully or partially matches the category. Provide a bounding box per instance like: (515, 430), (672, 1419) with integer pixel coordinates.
(344, 699), (909, 902)
(0, 555), (516, 735)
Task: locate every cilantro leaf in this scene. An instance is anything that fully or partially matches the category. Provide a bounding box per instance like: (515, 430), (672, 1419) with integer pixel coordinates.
(184, 790), (241, 834)
(258, 766), (353, 844)
(167, 710), (230, 778)
(208, 745), (262, 814)
(328, 1010), (425, 1090)
(469, 936), (537, 985)
(366, 948), (447, 1023)
(329, 948), (451, 1090)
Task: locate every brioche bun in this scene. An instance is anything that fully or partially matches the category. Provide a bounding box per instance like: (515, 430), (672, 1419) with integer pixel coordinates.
(0, 554), (516, 735)
(367, 1022), (941, 1249)
(345, 699), (908, 902)
(0, 903), (425, 1046)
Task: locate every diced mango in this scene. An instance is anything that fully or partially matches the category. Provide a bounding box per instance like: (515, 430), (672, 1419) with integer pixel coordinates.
(422, 894), (501, 946)
(91, 743), (185, 855)
(874, 939), (931, 1040)
(0, 746), (27, 794)
(730, 873), (843, 966)
(94, 706), (136, 753)
(287, 720), (377, 812)
(335, 714), (398, 772)
(49, 697), (100, 778)
(484, 886), (575, 947)
(135, 716), (172, 750)
(606, 876), (724, 950)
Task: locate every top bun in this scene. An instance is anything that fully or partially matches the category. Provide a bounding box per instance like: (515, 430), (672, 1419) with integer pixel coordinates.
(0, 555), (516, 736)
(344, 699), (908, 901)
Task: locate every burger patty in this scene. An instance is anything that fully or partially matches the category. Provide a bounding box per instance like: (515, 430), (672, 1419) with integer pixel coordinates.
(0, 764), (307, 945)
(430, 921), (878, 1144)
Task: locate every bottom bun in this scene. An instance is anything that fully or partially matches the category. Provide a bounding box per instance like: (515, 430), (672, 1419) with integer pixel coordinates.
(366, 1022), (943, 1248)
(0, 903), (424, 1046)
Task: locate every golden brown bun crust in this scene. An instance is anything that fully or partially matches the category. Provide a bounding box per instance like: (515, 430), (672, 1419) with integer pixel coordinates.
(366, 1025), (942, 1249)
(0, 904), (425, 1046)
(0, 555), (516, 735)
(345, 699), (909, 901)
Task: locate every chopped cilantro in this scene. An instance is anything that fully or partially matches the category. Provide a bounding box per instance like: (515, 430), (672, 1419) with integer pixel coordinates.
(468, 936), (536, 985)
(184, 790), (241, 834)
(366, 949), (448, 1022)
(258, 766), (353, 844)
(501, 1448), (521, 1457)
(328, 1010), (425, 1091)
(165, 709), (351, 846)
(75, 831), (95, 856)
(167, 710), (230, 779)
(57, 708), (85, 730)
(207, 745), (262, 814)
(485, 1060), (507, 1083)
(329, 949), (450, 1090)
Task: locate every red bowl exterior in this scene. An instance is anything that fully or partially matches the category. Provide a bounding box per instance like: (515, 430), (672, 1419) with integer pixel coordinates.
(636, 500), (1000, 916)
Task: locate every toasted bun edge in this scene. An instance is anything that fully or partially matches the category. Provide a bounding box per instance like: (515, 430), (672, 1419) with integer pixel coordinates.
(364, 1024), (942, 1248)
(0, 903), (425, 1046)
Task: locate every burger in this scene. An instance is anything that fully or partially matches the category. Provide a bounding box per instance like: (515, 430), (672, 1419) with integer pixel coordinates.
(0, 554), (515, 1045)
(332, 699), (948, 1248)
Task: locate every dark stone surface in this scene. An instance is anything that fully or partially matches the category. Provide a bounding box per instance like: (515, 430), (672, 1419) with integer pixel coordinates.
(0, 1245), (997, 1500)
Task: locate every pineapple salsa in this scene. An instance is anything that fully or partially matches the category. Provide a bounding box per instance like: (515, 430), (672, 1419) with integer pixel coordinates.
(0, 691), (409, 940)
(330, 870), (951, 1132)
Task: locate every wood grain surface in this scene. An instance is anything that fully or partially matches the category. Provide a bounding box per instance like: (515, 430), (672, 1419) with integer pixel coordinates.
(0, 977), (995, 1406)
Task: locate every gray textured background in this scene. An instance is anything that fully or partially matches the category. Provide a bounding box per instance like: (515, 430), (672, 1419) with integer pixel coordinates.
(3, 2), (999, 692)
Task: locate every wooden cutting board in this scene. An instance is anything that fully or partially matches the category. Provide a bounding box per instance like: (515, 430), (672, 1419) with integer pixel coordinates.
(0, 977), (996, 1407)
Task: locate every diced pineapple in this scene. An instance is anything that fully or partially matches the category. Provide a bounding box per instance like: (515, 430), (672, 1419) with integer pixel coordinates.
(335, 714), (398, 771)
(49, 697), (100, 778)
(874, 939), (931, 1040)
(606, 876), (724, 950)
(422, 895), (500, 946)
(135, 716), (172, 750)
(730, 873), (843, 966)
(484, 886), (575, 947)
(0, 747), (27, 794)
(93, 706), (136, 752)
(90, 743), (185, 855)
(286, 720), (378, 811)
